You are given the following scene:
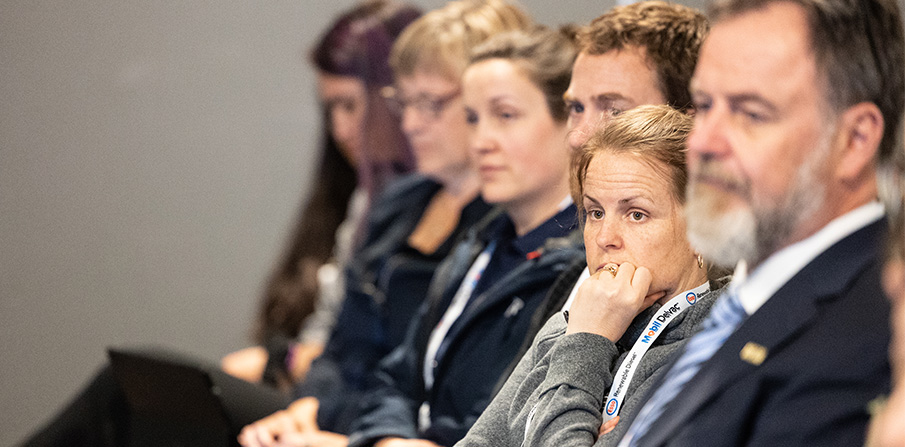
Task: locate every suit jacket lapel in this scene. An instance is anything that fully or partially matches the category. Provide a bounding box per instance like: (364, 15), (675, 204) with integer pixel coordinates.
(638, 220), (883, 446)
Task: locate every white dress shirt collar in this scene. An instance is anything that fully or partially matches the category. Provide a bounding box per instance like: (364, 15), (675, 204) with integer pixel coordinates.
(730, 201), (884, 315)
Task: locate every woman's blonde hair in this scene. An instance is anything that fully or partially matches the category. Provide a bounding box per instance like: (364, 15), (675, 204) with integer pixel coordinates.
(389, 0), (532, 80)
(572, 105), (693, 214)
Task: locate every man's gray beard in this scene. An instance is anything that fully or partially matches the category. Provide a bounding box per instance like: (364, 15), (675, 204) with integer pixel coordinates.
(686, 188), (757, 269)
(686, 154), (827, 269)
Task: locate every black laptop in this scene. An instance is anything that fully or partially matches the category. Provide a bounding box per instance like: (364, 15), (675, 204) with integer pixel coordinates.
(108, 347), (290, 447)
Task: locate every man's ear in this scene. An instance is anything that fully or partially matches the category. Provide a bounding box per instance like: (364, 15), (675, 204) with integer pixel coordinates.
(834, 102), (884, 183)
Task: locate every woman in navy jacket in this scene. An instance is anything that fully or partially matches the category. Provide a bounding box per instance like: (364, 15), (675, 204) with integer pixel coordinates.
(346, 26), (583, 447)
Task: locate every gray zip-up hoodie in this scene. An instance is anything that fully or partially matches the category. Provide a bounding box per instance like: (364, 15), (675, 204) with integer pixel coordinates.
(457, 277), (730, 447)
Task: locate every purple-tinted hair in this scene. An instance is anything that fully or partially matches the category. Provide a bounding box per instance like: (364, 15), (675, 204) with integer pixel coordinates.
(311, 0), (422, 87)
(255, 1), (420, 343)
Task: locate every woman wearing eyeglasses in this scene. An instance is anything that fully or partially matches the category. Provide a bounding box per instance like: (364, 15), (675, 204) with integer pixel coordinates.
(238, 2), (532, 446)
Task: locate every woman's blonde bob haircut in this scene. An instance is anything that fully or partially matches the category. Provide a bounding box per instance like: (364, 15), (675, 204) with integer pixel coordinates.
(389, 0), (532, 80)
(572, 105), (693, 215)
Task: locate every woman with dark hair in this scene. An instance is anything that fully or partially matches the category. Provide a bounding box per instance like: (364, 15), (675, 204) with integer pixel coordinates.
(223, 0), (422, 388)
(21, 2), (421, 446)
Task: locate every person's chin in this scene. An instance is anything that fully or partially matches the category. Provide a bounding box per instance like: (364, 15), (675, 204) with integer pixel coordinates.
(686, 189), (756, 268)
(650, 291), (670, 306)
(479, 187), (509, 207)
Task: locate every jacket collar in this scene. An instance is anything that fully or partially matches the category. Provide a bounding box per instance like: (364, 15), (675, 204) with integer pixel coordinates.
(637, 218), (885, 447)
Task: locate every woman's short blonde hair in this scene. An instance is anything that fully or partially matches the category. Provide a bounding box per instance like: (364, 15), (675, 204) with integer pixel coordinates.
(389, 0), (532, 80)
(572, 105), (693, 213)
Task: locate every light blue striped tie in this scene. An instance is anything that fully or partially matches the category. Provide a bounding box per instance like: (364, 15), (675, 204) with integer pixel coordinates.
(621, 289), (747, 446)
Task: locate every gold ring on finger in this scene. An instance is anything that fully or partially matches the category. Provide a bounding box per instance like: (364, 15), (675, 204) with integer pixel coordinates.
(603, 264), (618, 277)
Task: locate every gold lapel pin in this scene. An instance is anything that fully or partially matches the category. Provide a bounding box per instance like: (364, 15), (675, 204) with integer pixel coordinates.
(740, 342), (768, 366)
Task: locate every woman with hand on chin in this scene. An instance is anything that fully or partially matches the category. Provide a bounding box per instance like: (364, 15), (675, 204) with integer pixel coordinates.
(457, 105), (731, 447)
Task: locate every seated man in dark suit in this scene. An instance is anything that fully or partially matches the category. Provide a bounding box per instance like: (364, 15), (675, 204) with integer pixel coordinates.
(613, 0), (905, 446)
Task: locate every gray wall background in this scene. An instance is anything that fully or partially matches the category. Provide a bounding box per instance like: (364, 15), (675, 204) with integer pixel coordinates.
(27, 0), (905, 443)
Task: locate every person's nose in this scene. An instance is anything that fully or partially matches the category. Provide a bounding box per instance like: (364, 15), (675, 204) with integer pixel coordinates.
(401, 104), (425, 139)
(688, 103), (732, 162)
(469, 120), (496, 157)
(594, 217), (624, 252)
(568, 115), (591, 151)
(330, 107), (358, 147)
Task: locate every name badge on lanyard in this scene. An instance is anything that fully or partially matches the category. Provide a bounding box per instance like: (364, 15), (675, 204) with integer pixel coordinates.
(602, 282), (710, 421)
(419, 241), (498, 431)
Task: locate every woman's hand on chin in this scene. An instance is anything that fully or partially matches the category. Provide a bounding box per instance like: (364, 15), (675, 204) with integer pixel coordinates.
(374, 437), (443, 447)
(565, 262), (654, 341)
